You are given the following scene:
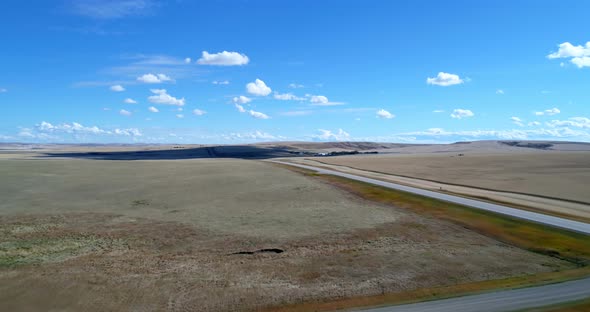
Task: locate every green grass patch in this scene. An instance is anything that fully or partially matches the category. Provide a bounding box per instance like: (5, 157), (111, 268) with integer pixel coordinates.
(0, 235), (126, 268)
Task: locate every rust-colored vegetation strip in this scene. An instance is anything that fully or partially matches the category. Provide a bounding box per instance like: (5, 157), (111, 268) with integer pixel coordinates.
(262, 267), (590, 312)
(523, 298), (590, 312)
(266, 163), (590, 311)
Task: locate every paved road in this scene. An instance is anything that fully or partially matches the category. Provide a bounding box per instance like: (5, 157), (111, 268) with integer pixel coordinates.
(272, 161), (590, 235)
(272, 161), (590, 311)
(359, 277), (590, 312)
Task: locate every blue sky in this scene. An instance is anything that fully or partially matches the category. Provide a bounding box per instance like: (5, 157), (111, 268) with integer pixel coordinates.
(1, 0), (589, 144)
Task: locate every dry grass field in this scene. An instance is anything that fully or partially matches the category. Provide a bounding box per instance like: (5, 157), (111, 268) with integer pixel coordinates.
(309, 152), (590, 204)
(0, 151), (577, 311)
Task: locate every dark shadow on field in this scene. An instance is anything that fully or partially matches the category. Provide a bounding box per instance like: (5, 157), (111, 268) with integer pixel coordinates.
(40, 146), (298, 160)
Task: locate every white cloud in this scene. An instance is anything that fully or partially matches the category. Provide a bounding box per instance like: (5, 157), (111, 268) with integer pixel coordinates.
(308, 94), (344, 106)
(450, 109), (474, 119)
(310, 95), (328, 104)
(114, 128), (142, 136)
(534, 107), (560, 116)
(212, 80), (229, 85)
(148, 89), (185, 106)
(192, 109), (206, 116)
(232, 95), (251, 104)
(249, 110), (270, 119)
(110, 84), (125, 92)
(235, 104), (246, 113)
(38, 121), (106, 134)
(511, 116), (524, 127)
(184, 57), (191, 64)
(547, 42), (590, 68)
(288, 83), (304, 89)
(176, 114), (184, 119)
(397, 126), (590, 142)
(426, 72), (464, 86)
(376, 109), (395, 119)
(432, 110), (445, 113)
(35, 121), (141, 137)
(196, 51), (249, 66)
(120, 109), (132, 116)
(571, 57), (590, 68)
(137, 73), (172, 84)
(547, 117), (590, 129)
(313, 129), (350, 141)
(148, 106), (159, 113)
(547, 42), (590, 59)
(496, 89), (505, 94)
(273, 92), (304, 101)
(124, 98), (137, 104)
(246, 79), (272, 96)
(528, 121), (541, 126)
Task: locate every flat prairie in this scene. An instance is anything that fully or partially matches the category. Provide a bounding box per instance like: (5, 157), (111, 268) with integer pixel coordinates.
(0, 153), (573, 311)
(309, 152), (590, 204)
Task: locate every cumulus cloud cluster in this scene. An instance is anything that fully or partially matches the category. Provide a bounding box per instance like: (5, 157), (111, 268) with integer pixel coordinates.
(547, 42), (590, 68)
(426, 72), (464, 86)
(376, 109), (395, 119)
(232, 95), (251, 104)
(137, 73), (172, 84)
(547, 117), (590, 129)
(450, 108), (474, 119)
(148, 89), (185, 106)
(197, 51), (249, 66)
(246, 79), (272, 96)
(35, 121), (141, 137)
(398, 125), (590, 142)
(307, 94), (343, 106)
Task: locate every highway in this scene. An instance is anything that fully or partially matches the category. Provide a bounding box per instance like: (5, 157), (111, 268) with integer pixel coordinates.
(272, 160), (590, 311)
(359, 277), (590, 312)
(272, 161), (590, 235)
